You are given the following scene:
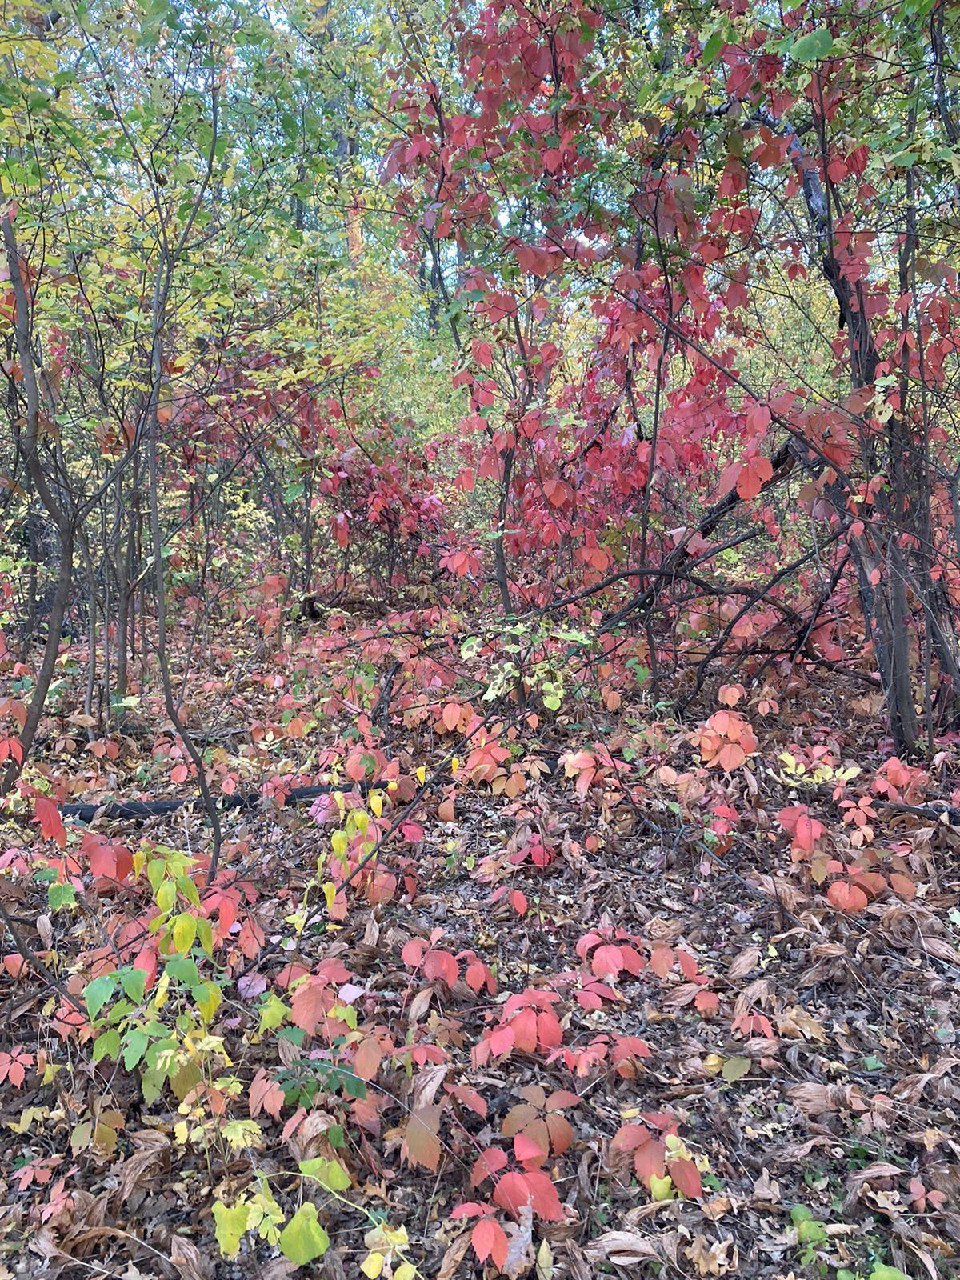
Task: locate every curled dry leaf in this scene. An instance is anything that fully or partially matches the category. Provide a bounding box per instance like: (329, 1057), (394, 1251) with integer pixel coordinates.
(585, 1230), (661, 1267)
(170, 1235), (214, 1280)
(787, 1082), (865, 1116)
(727, 946), (761, 981)
(847, 1161), (903, 1184)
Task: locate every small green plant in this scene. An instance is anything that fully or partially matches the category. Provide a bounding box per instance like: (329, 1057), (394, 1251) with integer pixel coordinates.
(791, 1204), (828, 1266)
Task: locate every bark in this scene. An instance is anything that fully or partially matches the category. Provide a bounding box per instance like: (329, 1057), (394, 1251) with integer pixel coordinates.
(1, 209), (75, 793)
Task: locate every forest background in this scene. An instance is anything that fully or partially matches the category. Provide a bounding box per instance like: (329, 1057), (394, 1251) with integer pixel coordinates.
(1, 0), (960, 1276)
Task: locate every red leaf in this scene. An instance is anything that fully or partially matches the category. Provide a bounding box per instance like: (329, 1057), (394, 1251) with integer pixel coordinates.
(668, 1156), (702, 1199)
(423, 948), (458, 986)
(472, 1219), (508, 1269)
(695, 990), (720, 1016)
(634, 1138), (667, 1184)
(471, 1146), (508, 1187)
(248, 1068), (285, 1120)
(353, 1036), (383, 1082)
(514, 1132), (547, 1165)
(493, 1171), (533, 1218)
(888, 872), (916, 900)
(524, 1169), (565, 1221)
(591, 944), (623, 979)
(736, 455), (774, 500)
(536, 1011), (563, 1050)
(35, 796), (65, 848)
(510, 1008), (538, 1054)
(493, 1169), (565, 1222)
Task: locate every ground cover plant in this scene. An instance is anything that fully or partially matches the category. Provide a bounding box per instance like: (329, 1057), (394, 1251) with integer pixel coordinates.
(1, 0), (960, 1275)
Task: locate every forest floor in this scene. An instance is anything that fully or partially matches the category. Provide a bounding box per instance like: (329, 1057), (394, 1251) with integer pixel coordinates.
(1, 612), (959, 1280)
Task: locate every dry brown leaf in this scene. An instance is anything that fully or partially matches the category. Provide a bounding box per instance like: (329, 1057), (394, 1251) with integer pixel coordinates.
(752, 1168), (780, 1202)
(733, 978), (771, 1018)
(787, 1082), (863, 1115)
(437, 1231), (472, 1280)
(685, 1234), (739, 1276)
(504, 1203), (535, 1279)
(921, 935), (960, 964)
(409, 1063), (448, 1110)
(893, 1057), (960, 1103)
(286, 1109), (339, 1163)
(727, 946), (761, 981)
(170, 1236), (213, 1280)
(847, 1161), (903, 1184)
(563, 1240), (593, 1280)
(586, 1230), (661, 1267)
(776, 1005), (828, 1043)
(258, 1260), (299, 1280)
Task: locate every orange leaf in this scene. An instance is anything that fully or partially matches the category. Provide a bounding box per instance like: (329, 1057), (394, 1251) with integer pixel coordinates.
(888, 872), (916, 900)
(827, 880), (868, 913)
(404, 1105), (442, 1172)
(290, 978), (331, 1034)
(441, 702), (461, 732)
(353, 1036), (384, 1082)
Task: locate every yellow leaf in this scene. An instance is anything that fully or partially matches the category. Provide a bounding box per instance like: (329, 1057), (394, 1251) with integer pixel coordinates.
(361, 1252), (384, 1278)
(536, 1238), (554, 1278)
(650, 1174), (675, 1201)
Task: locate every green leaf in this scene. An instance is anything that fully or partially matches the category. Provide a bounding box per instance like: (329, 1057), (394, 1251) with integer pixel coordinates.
(721, 1055), (751, 1083)
(48, 882), (76, 910)
(172, 912), (197, 954)
(84, 975), (116, 1021)
(119, 968), (147, 1004)
(156, 879), (176, 913)
(790, 28), (834, 62)
(93, 1029), (121, 1062)
(213, 1199), (251, 1257)
(122, 1028), (150, 1071)
(147, 859), (165, 895)
(797, 1218), (827, 1244)
(701, 30), (725, 64)
(259, 993), (289, 1032)
(279, 1202), (330, 1265)
(869, 1268), (909, 1280)
(196, 917), (214, 956)
(166, 956), (199, 986)
(299, 1157), (352, 1191)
